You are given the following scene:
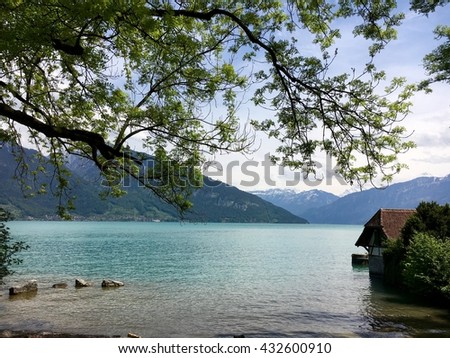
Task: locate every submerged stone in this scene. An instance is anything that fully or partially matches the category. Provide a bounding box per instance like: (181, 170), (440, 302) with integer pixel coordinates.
(101, 279), (124, 288)
(52, 283), (68, 289)
(9, 280), (38, 296)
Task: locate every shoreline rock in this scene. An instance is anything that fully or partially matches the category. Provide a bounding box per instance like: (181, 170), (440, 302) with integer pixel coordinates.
(101, 280), (124, 288)
(9, 280), (38, 296)
(75, 278), (93, 288)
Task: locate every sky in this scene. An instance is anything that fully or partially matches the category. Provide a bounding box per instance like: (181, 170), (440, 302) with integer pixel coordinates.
(203, 4), (450, 196)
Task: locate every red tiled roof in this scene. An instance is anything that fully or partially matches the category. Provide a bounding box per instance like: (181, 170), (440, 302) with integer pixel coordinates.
(355, 208), (416, 247)
(380, 209), (416, 240)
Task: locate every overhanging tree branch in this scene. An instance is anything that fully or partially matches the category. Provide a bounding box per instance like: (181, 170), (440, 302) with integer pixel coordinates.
(0, 102), (119, 161)
(2, 0), (439, 216)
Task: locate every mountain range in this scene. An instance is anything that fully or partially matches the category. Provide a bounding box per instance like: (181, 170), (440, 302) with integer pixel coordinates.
(0, 145), (307, 223)
(250, 189), (339, 218)
(251, 175), (450, 224)
(2, 145), (449, 225)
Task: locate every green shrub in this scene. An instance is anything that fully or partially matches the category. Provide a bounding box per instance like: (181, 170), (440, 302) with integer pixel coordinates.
(402, 232), (450, 300)
(0, 208), (28, 284)
(383, 238), (407, 286)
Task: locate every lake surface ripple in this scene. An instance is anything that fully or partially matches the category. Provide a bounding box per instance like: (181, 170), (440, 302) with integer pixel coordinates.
(1, 222), (449, 338)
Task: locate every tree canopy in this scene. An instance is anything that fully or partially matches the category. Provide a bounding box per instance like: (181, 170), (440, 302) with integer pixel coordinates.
(0, 0), (446, 214)
(401, 201), (450, 245)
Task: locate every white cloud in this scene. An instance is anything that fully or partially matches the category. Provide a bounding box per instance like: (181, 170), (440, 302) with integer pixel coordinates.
(413, 131), (450, 148)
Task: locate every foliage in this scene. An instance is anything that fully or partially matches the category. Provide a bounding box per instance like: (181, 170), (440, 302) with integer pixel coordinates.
(401, 201), (450, 246)
(2, 0), (446, 214)
(411, 0), (450, 90)
(382, 237), (406, 286)
(410, 0), (450, 14)
(402, 232), (450, 301)
(0, 208), (28, 284)
(384, 202), (450, 303)
(420, 25), (450, 89)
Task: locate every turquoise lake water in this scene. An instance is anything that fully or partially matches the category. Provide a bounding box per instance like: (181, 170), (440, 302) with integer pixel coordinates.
(1, 221), (449, 337)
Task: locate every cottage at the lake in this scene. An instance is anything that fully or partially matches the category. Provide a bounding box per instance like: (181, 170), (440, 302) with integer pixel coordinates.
(355, 208), (415, 275)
